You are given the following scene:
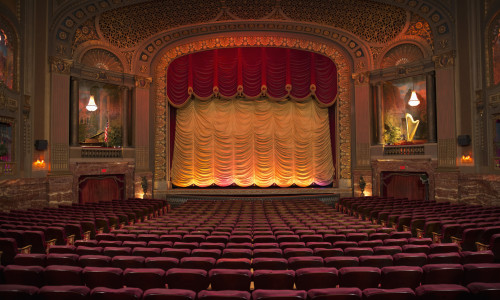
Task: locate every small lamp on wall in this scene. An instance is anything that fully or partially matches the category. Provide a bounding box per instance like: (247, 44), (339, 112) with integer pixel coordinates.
(86, 95), (98, 111)
(408, 90), (420, 106)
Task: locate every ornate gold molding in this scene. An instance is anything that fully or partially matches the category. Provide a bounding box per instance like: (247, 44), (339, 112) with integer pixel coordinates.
(0, 84), (18, 112)
(49, 56), (73, 74)
(352, 72), (370, 86)
(432, 50), (455, 69)
(154, 35), (352, 183)
(135, 76), (152, 89)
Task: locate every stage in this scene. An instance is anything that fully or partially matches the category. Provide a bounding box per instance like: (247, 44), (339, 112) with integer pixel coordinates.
(155, 187), (352, 208)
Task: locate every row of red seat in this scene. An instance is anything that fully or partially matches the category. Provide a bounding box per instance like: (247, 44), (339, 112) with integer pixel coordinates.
(7, 250), (497, 269)
(1, 284), (498, 300)
(1, 264), (499, 291)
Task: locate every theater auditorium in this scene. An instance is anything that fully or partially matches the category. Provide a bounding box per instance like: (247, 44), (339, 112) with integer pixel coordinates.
(0, 0), (500, 299)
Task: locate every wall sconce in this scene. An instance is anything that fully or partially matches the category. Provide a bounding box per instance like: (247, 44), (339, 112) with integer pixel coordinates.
(86, 95), (98, 111)
(461, 155), (473, 163)
(408, 90), (420, 106)
(33, 159), (46, 169)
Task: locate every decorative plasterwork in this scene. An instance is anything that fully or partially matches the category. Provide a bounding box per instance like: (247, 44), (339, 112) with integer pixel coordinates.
(380, 43), (425, 69)
(49, 56), (73, 74)
(50, 0), (453, 59)
(0, 84), (18, 112)
(133, 21), (369, 73)
(80, 48), (123, 72)
(154, 35), (352, 183)
(432, 50), (455, 69)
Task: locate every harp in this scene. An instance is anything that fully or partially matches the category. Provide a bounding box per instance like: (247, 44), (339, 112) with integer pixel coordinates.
(405, 113), (419, 142)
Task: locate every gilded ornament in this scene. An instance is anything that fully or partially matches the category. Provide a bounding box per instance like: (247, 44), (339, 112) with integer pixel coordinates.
(438, 25), (447, 34)
(86, 5), (96, 13)
(420, 5), (430, 13)
(431, 14), (441, 23)
(74, 10), (85, 19)
(64, 18), (75, 28)
(58, 31), (68, 40)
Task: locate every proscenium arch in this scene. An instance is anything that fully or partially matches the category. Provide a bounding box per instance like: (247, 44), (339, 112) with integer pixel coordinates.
(151, 32), (354, 190)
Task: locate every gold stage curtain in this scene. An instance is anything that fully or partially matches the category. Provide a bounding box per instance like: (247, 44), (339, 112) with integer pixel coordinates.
(171, 97), (334, 187)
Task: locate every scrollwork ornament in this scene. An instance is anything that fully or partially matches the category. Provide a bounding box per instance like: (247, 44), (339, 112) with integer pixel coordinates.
(49, 56), (72, 74)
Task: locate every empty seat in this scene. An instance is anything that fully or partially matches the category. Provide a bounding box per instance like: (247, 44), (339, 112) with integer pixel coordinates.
(90, 287), (142, 300)
(13, 253), (46, 267)
(414, 284), (469, 300)
(165, 268), (209, 292)
(82, 266), (123, 289)
(295, 267), (339, 290)
(460, 250), (494, 264)
(373, 246), (402, 256)
(284, 247), (314, 258)
(145, 257), (179, 271)
(429, 243), (460, 254)
(422, 264), (464, 284)
(44, 265), (83, 285)
(123, 268), (166, 290)
(380, 266), (423, 289)
(393, 253), (428, 267)
(111, 255), (145, 269)
(324, 256), (359, 268)
(46, 253), (79, 266)
(402, 244), (430, 254)
(362, 288), (416, 300)
(161, 248), (191, 259)
(38, 285), (90, 300)
(191, 249), (221, 259)
(252, 289), (307, 300)
(3, 265), (44, 287)
(307, 287), (362, 300)
(463, 263), (500, 285)
(252, 257), (288, 270)
(314, 248), (343, 258)
(142, 288), (196, 300)
(215, 258), (251, 269)
(76, 246), (103, 255)
(339, 267), (381, 290)
(79, 254), (112, 267)
(344, 247), (374, 257)
(103, 246), (132, 257)
(467, 282), (500, 300)
(198, 290), (251, 300)
(179, 257), (216, 271)
(427, 252), (461, 264)
(288, 256), (324, 270)
(253, 270), (295, 290)
(209, 268), (252, 291)
(358, 255), (393, 268)
(253, 248), (283, 258)
(0, 284), (39, 300)
(222, 249), (252, 259)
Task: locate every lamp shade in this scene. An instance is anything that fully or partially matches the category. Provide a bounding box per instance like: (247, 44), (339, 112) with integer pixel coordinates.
(86, 95), (98, 111)
(408, 90), (420, 106)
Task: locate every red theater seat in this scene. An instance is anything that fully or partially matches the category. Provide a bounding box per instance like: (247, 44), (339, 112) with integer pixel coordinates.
(111, 255), (145, 269)
(252, 289), (307, 300)
(209, 268), (252, 291)
(143, 288), (196, 300)
(165, 268), (209, 292)
(362, 288), (416, 300)
(144, 257), (179, 271)
(422, 264), (464, 285)
(307, 287), (362, 300)
(339, 267), (381, 290)
(295, 267), (339, 290)
(414, 284), (469, 300)
(324, 256), (359, 269)
(380, 266), (423, 289)
(123, 268), (166, 290)
(44, 265), (84, 285)
(82, 266), (123, 289)
(3, 265), (44, 287)
(198, 290), (251, 300)
(90, 287), (142, 300)
(38, 285), (90, 300)
(179, 257), (216, 271)
(467, 282), (500, 300)
(0, 284), (39, 300)
(253, 270), (295, 290)
(78, 254), (112, 267)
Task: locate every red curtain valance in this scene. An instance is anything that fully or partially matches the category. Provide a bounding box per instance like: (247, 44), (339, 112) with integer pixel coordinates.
(167, 47), (338, 106)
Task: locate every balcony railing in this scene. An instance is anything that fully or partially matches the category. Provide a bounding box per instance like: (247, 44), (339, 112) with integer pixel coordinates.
(384, 145), (425, 156)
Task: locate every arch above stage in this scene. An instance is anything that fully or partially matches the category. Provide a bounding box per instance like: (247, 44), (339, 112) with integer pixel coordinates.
(153, 33), (353, 190)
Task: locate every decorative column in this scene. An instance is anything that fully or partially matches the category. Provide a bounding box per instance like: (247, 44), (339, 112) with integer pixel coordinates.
(426, 71), (437, 143)
(352, 71), (373, 197)
(133, 76), (153, 198)
(121, 86), (130, 147)
(48, 56), (74, 205)
(432, 51), (459, 203)
(376, 83), (385, 145)
(70, 77), (79, 146)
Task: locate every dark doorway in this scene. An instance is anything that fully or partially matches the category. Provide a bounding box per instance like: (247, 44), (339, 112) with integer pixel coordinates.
(78, 174), (125, 204)
(381, 172), (428, 201)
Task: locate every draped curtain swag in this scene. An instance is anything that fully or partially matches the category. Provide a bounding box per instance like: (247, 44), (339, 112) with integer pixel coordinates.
(167, 47), (338, 106)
